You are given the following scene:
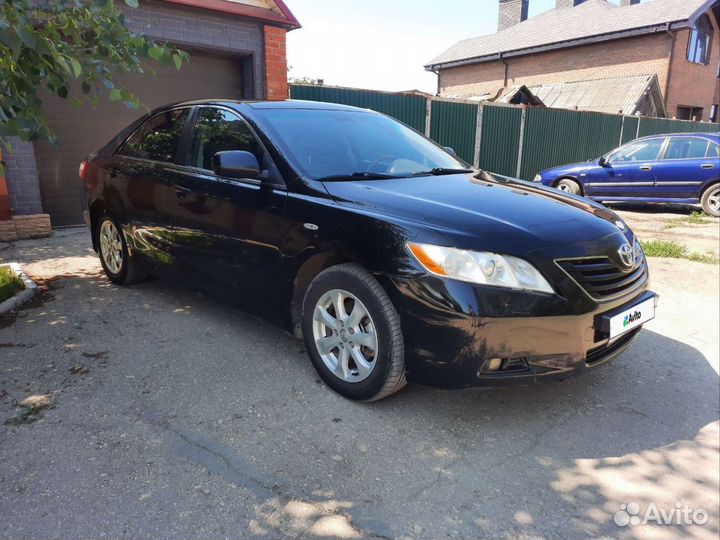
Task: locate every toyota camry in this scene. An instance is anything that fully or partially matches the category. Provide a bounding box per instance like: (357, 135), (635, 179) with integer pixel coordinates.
(81, 99), (658, 401)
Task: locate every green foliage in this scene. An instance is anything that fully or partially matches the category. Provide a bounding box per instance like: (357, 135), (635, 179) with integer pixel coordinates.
(0, 0), (189, 147)
(640, 240), (719, 265)
(0, 266), (23, 303)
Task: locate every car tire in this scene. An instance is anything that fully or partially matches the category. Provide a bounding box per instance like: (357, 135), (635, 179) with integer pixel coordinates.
(700, 184), (720, 217)
(556, 178), (582, 195)
(95, 214), (146, 285)
(301, 263), (406, 401)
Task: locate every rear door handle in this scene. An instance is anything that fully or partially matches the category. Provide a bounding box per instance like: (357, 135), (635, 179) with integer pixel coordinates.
(174, 185), (192, 198)
(639, 166), (652, 171)
(701, 163), (714, 169)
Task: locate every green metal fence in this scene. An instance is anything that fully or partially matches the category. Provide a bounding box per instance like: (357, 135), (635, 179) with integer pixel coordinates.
(429, 99), (478, 164)
(289, 84), (720, 180)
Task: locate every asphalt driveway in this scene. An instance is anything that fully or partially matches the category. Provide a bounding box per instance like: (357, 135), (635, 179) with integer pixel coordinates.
(1, 228), (718, 540)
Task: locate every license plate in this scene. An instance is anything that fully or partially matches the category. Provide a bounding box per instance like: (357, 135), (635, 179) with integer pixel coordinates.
(607, 296), (656, 339)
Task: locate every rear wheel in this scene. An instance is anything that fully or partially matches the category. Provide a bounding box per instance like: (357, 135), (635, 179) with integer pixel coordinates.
(700, 184), (720, 217)
(556, 178), (582, 195)
(302, 263), (406, 401)
(95, 215), (146, 285)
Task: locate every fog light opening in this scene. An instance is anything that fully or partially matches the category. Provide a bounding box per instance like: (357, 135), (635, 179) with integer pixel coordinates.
(482, 357), (530, 374)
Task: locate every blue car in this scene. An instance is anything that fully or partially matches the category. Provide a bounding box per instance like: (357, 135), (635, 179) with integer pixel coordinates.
(534, 133), (720, 217)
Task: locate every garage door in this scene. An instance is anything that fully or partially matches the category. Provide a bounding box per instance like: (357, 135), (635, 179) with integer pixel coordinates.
(34, 51), (248, 226)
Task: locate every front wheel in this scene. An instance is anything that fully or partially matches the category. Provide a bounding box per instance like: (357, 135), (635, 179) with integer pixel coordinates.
(700, 184), (720, 217)
(301, 263), (406, 401)
(95, 215), (146, 285)
(556, 178), (582, 195)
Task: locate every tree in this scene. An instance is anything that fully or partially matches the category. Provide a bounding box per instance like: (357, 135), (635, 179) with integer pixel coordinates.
(0, 0), (189, 149)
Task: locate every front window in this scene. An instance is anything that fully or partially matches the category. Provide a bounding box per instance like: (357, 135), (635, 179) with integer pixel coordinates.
(118, 108), (190, 163)
(187, 107), (262, 171)
(663, 137), (710, 160)
(687, 14), (713, 64)
(607, 138), (664, 163)
(252, 108), (468, 180)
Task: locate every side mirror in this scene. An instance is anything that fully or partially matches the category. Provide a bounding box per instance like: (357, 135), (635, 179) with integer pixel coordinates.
(444, 146), (457, 157)
(212, 150), (260, 179)
(598, 156), (608, 167)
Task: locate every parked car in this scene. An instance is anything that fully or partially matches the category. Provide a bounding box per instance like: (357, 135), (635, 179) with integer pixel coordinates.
(534, 133), (720, 217)
(81, 99), (657, 401)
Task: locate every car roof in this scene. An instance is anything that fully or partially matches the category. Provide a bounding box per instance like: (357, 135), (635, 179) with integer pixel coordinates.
(637, 132), (719, 142)
(154, 98), (372, 114)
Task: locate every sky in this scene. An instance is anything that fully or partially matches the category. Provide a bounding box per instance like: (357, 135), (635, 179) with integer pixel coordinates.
(284, 0), (632, 93)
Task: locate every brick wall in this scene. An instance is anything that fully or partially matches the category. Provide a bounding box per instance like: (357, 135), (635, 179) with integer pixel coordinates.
(123, 1), (266, 98)
(439, 33), (673, 101)
(264, 25), (288, 100)
(3, 140), (43, 216)
(664, 19), (720, 121)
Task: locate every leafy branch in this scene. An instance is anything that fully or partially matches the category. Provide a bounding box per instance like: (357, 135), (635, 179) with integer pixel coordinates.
(0, 0), (189, 147)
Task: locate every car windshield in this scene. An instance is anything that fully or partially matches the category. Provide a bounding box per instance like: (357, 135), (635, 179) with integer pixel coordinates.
(252, 108), (470, 180)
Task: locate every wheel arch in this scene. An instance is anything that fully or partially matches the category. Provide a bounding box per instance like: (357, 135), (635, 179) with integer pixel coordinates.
(290, 251), (353, 338)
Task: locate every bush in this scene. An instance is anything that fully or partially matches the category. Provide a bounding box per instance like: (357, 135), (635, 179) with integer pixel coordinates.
(0, 266), (23, 303)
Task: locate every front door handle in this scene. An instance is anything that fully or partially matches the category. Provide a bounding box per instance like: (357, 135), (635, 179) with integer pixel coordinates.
(701, 163), (714, 169)
(174, 185), (192, 198)
(639, 165), (652, 171)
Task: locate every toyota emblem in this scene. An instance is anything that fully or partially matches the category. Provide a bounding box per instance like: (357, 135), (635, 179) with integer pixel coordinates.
(618, 243), (634, 268)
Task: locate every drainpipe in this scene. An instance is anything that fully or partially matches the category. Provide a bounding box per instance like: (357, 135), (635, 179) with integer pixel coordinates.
(663, 22), (676, 116)
(500, 52), (509, 87)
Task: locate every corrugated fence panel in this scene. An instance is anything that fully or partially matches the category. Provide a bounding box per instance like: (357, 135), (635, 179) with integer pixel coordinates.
(520, 108), (583, 180)
(621, 116), (639, 144)
(429, 100), (478, 164)
(638, 117), (720, 136)
(289, 84), (427, 132)
(575, 111), (624, 163)
(478, 105), (522, 177)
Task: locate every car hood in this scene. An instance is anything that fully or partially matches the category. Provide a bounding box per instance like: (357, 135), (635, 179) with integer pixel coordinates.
(322, 172), (629, 254)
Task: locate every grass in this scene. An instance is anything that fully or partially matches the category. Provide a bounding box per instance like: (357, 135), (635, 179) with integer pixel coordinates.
(640, 240), (719, 265)
(0, 266), (23, 304)
(663, 211), (711, 229)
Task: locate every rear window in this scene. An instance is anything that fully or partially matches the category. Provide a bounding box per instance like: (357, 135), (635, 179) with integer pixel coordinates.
(117, 108), (190, 163)
(664, 137), (709, 160)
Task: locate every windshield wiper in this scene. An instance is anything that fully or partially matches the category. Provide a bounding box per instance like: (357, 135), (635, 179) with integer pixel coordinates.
(410, 167), (474, 177)
(317, 172), (403, 181)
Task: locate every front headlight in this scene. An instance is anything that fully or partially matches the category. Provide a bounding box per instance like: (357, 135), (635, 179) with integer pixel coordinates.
(533, 174), (542, 182)
(407, 243), (554, 294)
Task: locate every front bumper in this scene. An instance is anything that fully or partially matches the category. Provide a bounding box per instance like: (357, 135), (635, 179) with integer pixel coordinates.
(385, 273), (655, 388)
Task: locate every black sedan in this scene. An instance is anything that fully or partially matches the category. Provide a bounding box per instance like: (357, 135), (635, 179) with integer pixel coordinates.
(81, 99), (657, 401)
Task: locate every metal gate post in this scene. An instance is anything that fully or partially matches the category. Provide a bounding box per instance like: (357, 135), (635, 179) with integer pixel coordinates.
(515, 107), (527, 178)
(619, 116), (625, 146)
(424, 98), (432, 138)
(473, 104), (483, 168)
(636, 116), (641, 138)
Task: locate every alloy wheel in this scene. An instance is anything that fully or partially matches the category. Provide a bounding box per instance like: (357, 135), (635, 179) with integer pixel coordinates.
(312, 288), (378, 383)
(99, 220), (123, 275)
(709, 187), (720, 215)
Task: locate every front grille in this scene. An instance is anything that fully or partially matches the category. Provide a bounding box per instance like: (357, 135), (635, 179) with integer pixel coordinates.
(557, 256), (648, 301)
(586, 328), (640, 365)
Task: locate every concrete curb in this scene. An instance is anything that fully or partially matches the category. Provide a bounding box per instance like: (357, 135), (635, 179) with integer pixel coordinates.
(0, 262), (38, 316)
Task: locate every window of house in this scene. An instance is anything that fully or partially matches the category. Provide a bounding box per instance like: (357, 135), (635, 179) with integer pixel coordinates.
(188, 108), (262, 171)
(711, 104), (719, 123)
(676, 105), (704, 121)
(608, 138), (664, 163)
(118, 109), (190, 163)
(663, 137), (710, 160)
(687, 14), (713, 64)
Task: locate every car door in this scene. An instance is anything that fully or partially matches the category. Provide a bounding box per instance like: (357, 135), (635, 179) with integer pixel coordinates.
(653, 136), (719, 200)
(109, 107), (192, 262)
(168, 106), (291, 315)
(586, 137), (666, 200)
